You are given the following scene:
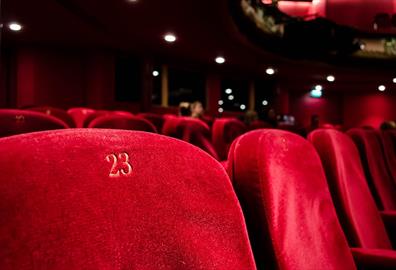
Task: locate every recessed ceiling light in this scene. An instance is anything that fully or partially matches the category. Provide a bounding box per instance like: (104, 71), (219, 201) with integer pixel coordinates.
(327, 75), (335, 82)
(240, 104), (246, 110)
(378, 85), (386, 92)
(164, 34), (176, 43)
(262, 100), (269, 106)
(266, 67), (275, 75)
(9, 22), (22, 32)
(152, 70), (159, 77)
(225, 88), (232, 94)
(218, 100), (224, 106)
(215, 56), (225, 64)
(218, 108), (224, 113)
(315, 85), (323, 91)
(228, 95), (234, 101)
(393, 78), (396, 84)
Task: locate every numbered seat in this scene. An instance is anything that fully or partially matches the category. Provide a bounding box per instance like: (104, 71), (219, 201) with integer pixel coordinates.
(0, 129), (256, 269)
(227, 129), (356, 270)
(88, 115), (157, 133)
(212, 118), (246, 160)
(67, 107), (96, 128)
(0, 109), (68, 138)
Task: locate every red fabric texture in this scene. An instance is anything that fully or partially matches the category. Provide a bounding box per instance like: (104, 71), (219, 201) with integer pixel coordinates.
(83, 111), (110, 127)
(381, 131), (396, 185)
(0, 109), (68, 138)
(347, 129), (396, 211)
(67, 107), (96, 128)
(88, 115), (157, 133)
(351, 248), (396, 270)
(308, 129), (392, 249)
(138, 113), (165, 132)
(0, 129), (256, 269)
(29, 106), (75, 128)
(212, 118), (246, 161)
(227, 129), (356, 270)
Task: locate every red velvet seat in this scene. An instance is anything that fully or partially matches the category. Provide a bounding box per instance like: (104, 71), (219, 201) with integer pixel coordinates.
(309, 129), (396, 269)
(347, 128), (396, 211)
(0, 109), (68, 137)
(88, 115), (157, 133)
(67, 107), (96, 128)
(29, 106), (75, 128)
(83, 111), (110, 127)
(138, 113), (164, 132)
(381, 131), (396, 185)
(227, 129), (356, 269)
(0, 129), (256, 269)
(212, 118), (246, 161)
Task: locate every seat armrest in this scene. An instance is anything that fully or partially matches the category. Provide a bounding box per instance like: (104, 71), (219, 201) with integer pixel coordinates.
(351, 248), (396, 269)
(381, 211), (396, 248)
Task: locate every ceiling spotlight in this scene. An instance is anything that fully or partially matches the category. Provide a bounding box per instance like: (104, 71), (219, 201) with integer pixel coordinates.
(152, 70), (159, 77)
(315, 85), (323, 91)
(266, 68), (275, 75)
(262, 100), (269, 106)
(164, 34), (176, 43)
(8, 22), (22, 32)
(215, 56), (225, 64)
(240, 104), (246, 110)
(326, 75), (335, 82)
(228, 95), (234, 101)
(218, 100), (224, 106)
(218, 108), (224, 113)
(310, 89), (323, 98)
(393, 78), (396, 84)
(378, 85), (386, 92)
(225, 88), (232, 94)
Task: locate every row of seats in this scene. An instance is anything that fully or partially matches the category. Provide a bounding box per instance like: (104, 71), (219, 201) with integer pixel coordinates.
(1, 128), (396, 269)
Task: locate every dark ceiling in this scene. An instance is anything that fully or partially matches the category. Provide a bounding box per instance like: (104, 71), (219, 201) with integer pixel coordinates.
(2, 0), (396, 93)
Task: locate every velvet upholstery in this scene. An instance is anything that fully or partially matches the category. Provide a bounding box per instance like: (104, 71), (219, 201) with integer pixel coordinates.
(347, 128), (396, 211)
(212, 118), (246, 161)
(228, 129), (356, 270)
(88, 115), (157, 133)
(381, 131), (396, 185)
(0, 129), (256, 269)
(308, 129), (392, 249)
(67, 107), (96, 128)
(138, 113), (165, 132)
(29, 106), (75, 127)
(0, 109), (68, 137)
(83, 111), (110, 127)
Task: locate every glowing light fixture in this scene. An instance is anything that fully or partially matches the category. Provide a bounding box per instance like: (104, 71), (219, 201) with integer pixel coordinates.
(152, 70), (159, 77)
(262, 100), (269, 106)
(266, 67), (275, 75)
(393, 78), (396, 84)
(218, 108), (224, 113)
(225, 88), (232, 94)
(9, 22), (22, 31)
(228, 95), (234, 101)
(378, 85), (386, 92)
(310, 86), (323, 98)
(327, 75), (335, 82)
(240, 104), (246, 110)
(215, 56), (225, 64)
(164, 33), (176, 43)
(218, 100), (224, 106)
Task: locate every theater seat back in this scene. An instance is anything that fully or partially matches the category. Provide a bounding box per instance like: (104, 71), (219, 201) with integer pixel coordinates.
(29, 106), (75, 128)
(0, 109), (68, 137)
(228, 129), (356, 270)
(88, 115), (157, 133)
(0, 129), (256, 269)
(67, 107), (96, 128)
(212, 118), (246, 160)
(347, 128), (396, 211)
(309, 129), (392, 250)
(138, 113), (164, 132)
(381, 130), (396, 185)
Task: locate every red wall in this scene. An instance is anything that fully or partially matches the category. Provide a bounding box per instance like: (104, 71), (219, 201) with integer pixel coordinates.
(15, 47), (116, 109)
(343, 93), (396, 129)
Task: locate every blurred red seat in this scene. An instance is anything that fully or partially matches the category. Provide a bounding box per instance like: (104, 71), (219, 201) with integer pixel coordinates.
(88, 115), (157, 133)
(67, 107), (96, 128)
(0, 109), (68, 138)
(227, 129), (356, 269)
(212, 118), (246, 161)
(0, 129), (256, 269)
(381, 130), (396, 185)
(309, 129), (396, 268)
(138, 113), (164, 132)
(347, 128), (396, 211)
(29, 106), (75, 127)
(82, 110), (110, 127)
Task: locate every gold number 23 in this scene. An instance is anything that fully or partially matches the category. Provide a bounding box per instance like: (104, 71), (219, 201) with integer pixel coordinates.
(105, 152), (133, 177)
